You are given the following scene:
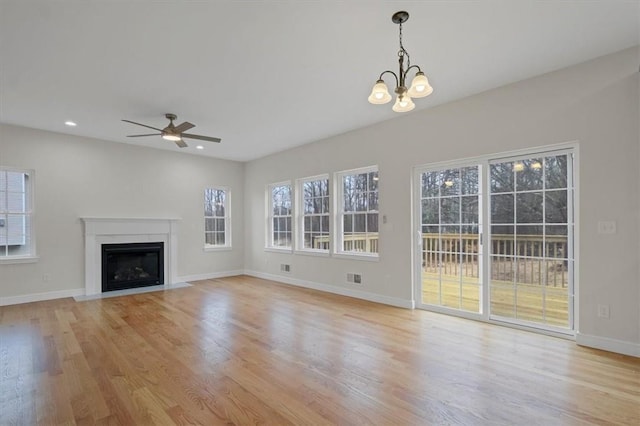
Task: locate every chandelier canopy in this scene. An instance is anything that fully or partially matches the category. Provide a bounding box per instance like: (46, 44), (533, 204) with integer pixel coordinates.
(368, 11), (433, 112)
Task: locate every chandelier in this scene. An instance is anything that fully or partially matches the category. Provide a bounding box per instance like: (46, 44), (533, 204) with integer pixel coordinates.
(368, 11), (433, 112)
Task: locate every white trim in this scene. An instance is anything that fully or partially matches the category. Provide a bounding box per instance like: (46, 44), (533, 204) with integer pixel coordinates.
(294, 249), (330, 258)
(80, 217), (180, 296)
(0, 167), (36, 260)
(0, 255), (39, 264)
(0, 288), (84, 306)
(576, 332), (640, 358)
(203, 246), (233, 252)
(266, 181), (293, 250)
(296, 174), (330, 253)
(332, 252), (380, 262)
(334, 165), (380, 257)
(264, 247), (294, 254)
(570, 146), (580, 332)
(177, 270), (244, 283)
(244, 269), (414, 309)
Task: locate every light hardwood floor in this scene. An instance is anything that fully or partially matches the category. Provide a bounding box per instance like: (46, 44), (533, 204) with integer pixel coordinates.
(1, 275), (638, 425)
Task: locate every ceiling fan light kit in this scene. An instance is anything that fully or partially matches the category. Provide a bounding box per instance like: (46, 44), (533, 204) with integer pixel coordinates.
(122, 113), (221, 148)
(368, 11), (433, 112)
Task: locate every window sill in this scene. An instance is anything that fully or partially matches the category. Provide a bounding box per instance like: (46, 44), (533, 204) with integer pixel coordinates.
(295, 249), (330, 258)
(204, 246), (232, 252)
(333, 252), (379, 262)
(0, 255), (39, 265)
(264, 247), (293, 254)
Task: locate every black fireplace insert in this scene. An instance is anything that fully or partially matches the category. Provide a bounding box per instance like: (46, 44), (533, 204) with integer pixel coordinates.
(101, 242), (164, 292)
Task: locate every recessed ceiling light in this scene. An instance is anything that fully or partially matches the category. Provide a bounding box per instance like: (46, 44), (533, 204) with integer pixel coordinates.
(196, 145), (204, 150)
(64, 121), (77, 127)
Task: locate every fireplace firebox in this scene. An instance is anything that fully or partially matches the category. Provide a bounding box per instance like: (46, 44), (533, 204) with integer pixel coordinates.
(101, 242), (164, 292)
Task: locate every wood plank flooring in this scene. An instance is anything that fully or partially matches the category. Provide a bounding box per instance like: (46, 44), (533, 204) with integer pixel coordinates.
(1, 275), (638, 425)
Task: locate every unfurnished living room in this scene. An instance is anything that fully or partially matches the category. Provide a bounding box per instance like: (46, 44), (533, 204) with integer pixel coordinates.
(1, 1), (639, 425)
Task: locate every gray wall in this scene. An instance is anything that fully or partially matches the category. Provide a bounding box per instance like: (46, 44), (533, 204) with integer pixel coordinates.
(0, 125), (245, 298)
(244, 47), (640, 353)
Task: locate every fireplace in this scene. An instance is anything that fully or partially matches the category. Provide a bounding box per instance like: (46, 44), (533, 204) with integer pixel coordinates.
(102, 242), (164, 292)
(82, 217), (178, 296)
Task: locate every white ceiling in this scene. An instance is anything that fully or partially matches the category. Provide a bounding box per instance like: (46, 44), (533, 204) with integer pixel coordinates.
(1, 1), (638, 162)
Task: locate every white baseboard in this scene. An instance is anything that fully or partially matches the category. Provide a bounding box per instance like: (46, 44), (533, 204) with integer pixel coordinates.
(0, 288), (85, 306)
(244, 270), (414, 309)
(177, 270), (244, 283)
(576, 332), (640, 358)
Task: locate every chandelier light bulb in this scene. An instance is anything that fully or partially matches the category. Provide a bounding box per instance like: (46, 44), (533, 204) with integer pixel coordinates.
(408, 72), (434, 98)
(392, 94), (415, 113)
(368, 80), (392, 104)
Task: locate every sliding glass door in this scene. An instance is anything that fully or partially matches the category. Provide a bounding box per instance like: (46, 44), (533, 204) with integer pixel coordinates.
(418, 166), (482, 313)
(415, 149), (575, 333)
(488, 153), (574, 329)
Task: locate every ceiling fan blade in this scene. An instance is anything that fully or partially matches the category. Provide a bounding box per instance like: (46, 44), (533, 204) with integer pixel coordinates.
(122, 119), (163, 132)
(173, 121), (195, 134)
(182, 133), (222, 143)
(127, 133), (162, 137)
(175, 139), (188, 148)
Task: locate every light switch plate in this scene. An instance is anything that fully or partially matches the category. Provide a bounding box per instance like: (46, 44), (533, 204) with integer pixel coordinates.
(597, 221), (616, 234)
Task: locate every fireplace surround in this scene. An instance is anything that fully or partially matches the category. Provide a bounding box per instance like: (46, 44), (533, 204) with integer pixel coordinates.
(81, 217), (179, 296)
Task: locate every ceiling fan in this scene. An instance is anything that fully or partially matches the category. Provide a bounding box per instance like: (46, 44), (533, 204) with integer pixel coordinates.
(122, 113), (221, 148)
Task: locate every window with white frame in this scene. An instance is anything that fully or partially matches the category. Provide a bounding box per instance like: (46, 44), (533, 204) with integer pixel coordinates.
(0, 168), (35, 260)
(337, 166), (379, 255)
(298, 175), (329, 252)
(204, 187), (230, 248)
(268, 182), (292, 249)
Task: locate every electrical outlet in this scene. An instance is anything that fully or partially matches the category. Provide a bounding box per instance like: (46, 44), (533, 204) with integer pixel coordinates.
(280, 264), (291, 273)
(43, 273), (51, 282)
(353, 274), (362, 285)
(347, 273), (354, 282)
(597, 304), (610, 319)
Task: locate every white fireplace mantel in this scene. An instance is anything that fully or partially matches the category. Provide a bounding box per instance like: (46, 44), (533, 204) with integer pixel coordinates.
(81, 217), (179, 296)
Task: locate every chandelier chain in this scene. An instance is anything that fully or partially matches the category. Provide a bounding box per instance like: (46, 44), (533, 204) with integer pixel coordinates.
(397, 21), (411, 69)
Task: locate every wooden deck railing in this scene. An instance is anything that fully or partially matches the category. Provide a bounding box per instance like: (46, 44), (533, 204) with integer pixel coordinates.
(312, 234), (378, 253)
(422, 233), (568, 287)
(314, 232), (569, 288)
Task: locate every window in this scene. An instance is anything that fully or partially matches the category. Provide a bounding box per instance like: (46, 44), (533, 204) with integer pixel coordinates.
(268, 182), (292, 249)
(0, 168), (35, 260)
(298, 176), (330, 252)
(204, 187), (230, 249)
(337, 166), (379, 255)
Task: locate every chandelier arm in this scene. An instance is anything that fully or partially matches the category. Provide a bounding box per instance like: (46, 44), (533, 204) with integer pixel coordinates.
(378, 70), (399, 88)
(402, 64), (423, 81)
